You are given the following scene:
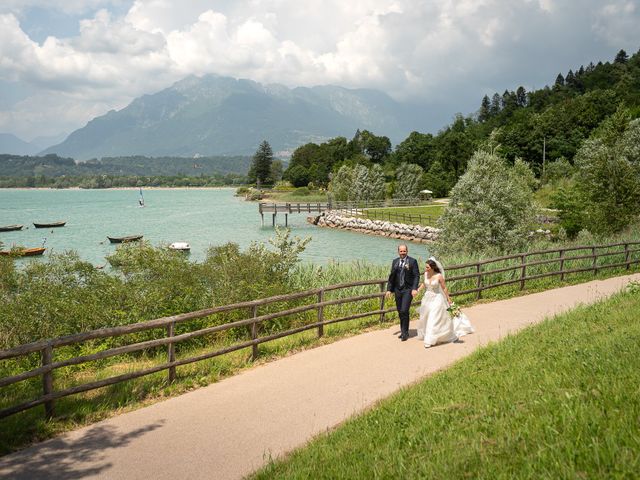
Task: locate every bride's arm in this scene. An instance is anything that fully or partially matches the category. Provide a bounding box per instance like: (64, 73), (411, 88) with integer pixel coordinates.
(438, 275), (452, 304)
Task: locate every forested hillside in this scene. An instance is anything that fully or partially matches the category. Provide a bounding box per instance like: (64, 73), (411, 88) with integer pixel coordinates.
(284, 48), (640, 197)
(0, 154), (250, 188)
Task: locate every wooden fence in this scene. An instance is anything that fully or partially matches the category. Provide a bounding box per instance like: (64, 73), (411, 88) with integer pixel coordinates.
(1, 241), (639, 420)
(360, 209), (437, 226)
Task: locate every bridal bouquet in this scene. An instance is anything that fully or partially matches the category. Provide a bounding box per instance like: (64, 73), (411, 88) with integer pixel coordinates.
(447, 302), (461, 317)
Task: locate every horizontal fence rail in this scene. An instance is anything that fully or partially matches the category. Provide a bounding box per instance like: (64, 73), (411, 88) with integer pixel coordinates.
(359, 209), (436, 226)
(2, 241), (640, 420)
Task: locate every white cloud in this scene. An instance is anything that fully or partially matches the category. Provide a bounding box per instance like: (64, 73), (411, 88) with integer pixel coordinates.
(1, 0), (639, 140)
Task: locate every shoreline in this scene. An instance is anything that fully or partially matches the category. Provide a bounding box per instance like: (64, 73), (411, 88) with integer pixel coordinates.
(0, 186), (237, 191)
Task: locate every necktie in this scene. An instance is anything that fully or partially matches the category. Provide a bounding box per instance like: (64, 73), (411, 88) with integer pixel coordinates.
(399, 259), (406, 287)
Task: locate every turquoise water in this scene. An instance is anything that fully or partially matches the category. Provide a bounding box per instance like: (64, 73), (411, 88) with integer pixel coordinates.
(0, 188), (429, 266)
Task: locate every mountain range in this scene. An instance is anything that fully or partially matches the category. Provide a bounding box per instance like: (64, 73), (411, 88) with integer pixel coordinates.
(36, 75), (426, 160)
(0, 132), (67, 156)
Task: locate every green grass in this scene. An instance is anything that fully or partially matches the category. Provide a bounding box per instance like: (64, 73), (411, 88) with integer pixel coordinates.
(252, 284), (640, 479)
(362, 205), (445, 226)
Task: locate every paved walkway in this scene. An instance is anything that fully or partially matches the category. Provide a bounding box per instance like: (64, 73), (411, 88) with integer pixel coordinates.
(1, 273), (639, 480)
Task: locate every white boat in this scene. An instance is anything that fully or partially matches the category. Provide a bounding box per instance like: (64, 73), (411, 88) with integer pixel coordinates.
(169, 242), (190, 252)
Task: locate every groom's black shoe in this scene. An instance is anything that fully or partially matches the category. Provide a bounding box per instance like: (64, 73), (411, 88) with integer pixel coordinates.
(401, 333), (408, 341)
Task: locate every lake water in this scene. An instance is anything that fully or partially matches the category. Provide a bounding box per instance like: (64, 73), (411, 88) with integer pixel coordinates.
(0, 188), (430, 266)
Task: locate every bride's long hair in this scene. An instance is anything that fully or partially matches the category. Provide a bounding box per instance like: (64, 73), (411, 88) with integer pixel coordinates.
(426, 259), (441, 274)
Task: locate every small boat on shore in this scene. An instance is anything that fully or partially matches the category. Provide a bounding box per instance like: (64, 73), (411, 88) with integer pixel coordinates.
(33, 221), (66, 228)
(169, 242), (191, 252)
(0, 224), (24, 232)
(0, 247), (46, 257)
(108, 235), (143, 244)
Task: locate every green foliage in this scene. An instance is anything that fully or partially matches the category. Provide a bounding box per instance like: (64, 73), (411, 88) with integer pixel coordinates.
(249, 140), (274, 186)
(541, 157), (575, 186)
(0, 154), (251, 188)
(422, 160), (454, 197)
(393, 162), (424, 200)
(437, 150), (538, 255)
(550, 181), (586, 238)
(328, 163), (385, 202)
(573, 108), (640, 235)
(290, 186), (311, 196)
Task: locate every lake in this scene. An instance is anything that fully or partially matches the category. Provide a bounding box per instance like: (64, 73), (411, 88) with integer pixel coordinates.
(0, 188), (430, 266)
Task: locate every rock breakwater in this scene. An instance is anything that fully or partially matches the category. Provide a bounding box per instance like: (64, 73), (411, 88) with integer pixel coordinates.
(311, 212), (439, 243)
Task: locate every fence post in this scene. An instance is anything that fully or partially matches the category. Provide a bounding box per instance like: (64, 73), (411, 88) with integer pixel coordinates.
(317, 289), (324, 337)
(251, 305), (259, 361)
(520, 255), (527, 290)
(379, 281), (387, 323)
(592, 247), (597, 275)
(167, 322), (176, 383)
(476, 263), (482, 299)
(625, 243), (630, 270)
(559, 249), (565, 281)
(42, 343), (54, 419)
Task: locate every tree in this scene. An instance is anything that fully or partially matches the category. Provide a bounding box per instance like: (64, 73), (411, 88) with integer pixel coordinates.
(393, 131), (435, 170)
(271, 160), (284, 183)
(515, 86), (527, 107)
(286, 164), (309, 187)
(479, 95), (491, 121)
(572, 109), (640, 234)
(422, 160), (454, 198)
(329, 164), (354, 201)
(360, 130), (392, 163)
(250, 140), (273, 187)
(393, 163), (424, 201)
(436, 150), (538, 255)
(554, 73), (565, 87)
(614, 49), (628, 64)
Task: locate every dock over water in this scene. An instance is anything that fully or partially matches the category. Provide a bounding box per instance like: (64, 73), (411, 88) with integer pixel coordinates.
(258, 202), (330, 226)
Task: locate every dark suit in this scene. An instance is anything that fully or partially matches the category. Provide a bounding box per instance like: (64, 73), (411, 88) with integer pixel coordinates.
(387, 256), (420, 338)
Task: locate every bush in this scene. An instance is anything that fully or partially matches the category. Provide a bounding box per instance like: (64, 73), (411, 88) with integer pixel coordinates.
(291, 187), (311, 196)
(437, 150), (538, 255)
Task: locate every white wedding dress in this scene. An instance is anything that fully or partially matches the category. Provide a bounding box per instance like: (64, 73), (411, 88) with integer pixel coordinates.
(417, 274), (473, 347)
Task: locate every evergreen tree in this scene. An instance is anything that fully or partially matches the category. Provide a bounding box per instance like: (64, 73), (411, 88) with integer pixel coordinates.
(251, 140), (273, 187)
(614, 49), (628, 64)
(554, 73), (565, 87)
(516, 86), (527, 107)
(479, 95), (491, 121)
(490, 93), (502, 115)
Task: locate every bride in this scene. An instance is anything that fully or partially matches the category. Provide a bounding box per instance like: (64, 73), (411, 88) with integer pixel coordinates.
(416, 257), (474, 348)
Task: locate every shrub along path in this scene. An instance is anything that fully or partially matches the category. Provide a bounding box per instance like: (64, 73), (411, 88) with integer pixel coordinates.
(1, 273), (639, 480)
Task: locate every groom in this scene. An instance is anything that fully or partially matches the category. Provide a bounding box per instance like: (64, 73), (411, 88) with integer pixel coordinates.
(386, 244), (420, 341)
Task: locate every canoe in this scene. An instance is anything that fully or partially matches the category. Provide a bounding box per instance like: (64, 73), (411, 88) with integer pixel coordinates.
(33, 221), (66, 228)
(0, 247), (46, 257)
(169, 242), (191, 252)
(0, 224), (23, 232)
(108, 235), (143, 244)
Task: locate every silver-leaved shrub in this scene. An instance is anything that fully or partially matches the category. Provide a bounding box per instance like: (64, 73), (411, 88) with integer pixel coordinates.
(436, 150), (538, 255)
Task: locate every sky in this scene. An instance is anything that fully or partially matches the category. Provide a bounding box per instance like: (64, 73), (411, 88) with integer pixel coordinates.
(0, 0), (639, 143)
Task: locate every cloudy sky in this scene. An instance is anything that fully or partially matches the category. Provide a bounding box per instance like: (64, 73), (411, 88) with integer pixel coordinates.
(1, 0), (639, 143)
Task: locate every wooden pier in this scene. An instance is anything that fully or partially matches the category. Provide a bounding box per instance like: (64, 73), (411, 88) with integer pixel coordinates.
(259, 202), (329, 226)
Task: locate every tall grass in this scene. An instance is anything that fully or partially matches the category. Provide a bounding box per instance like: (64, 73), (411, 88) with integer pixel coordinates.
(252, 284), (640, 479)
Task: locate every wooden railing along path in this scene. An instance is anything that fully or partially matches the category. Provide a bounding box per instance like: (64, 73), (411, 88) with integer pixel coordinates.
(1, 241), (639, 420)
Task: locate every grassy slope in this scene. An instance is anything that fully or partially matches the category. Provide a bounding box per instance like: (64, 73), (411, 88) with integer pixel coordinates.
(253, 286), (640, 479)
